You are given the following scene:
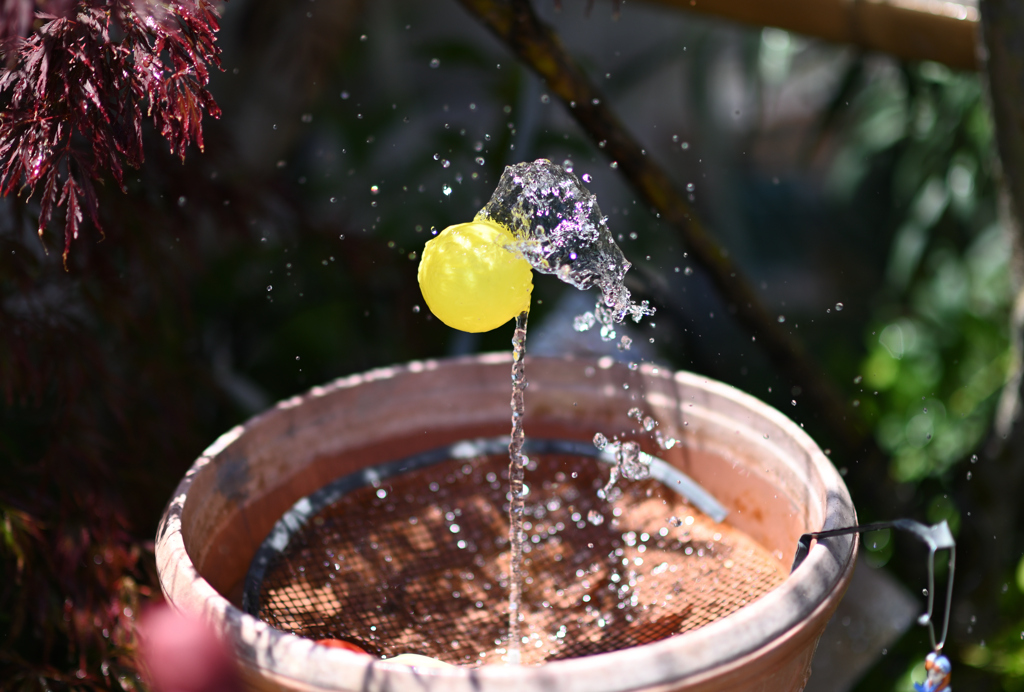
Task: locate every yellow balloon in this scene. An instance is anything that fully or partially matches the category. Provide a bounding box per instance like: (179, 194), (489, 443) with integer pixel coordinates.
(417, 219), (533, 333)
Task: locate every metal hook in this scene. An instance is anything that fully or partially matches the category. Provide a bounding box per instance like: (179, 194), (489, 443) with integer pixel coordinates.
(791, 519), (955, 651)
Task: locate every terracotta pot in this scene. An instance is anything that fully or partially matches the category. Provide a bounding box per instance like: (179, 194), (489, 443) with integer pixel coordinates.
(155, 354), (857, 692)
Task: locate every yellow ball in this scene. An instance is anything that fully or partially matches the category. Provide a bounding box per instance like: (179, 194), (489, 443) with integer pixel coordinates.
(417, 219), (533, 333)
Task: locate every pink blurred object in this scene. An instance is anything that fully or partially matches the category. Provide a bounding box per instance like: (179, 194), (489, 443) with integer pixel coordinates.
(140, 605), (244, 692)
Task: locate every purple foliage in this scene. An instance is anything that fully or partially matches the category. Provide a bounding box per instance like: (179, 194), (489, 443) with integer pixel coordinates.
(0, 0), (222, 265)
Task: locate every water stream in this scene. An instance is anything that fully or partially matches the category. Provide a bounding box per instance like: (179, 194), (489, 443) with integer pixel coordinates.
(506, 310), (529, 665)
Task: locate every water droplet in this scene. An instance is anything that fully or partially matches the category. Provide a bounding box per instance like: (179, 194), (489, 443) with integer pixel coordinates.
(918, 613), (931, 625)
(587, 510), (605, 526)
(627, 407), (642, 420)
(340, 91), (349, 99)
(835, 302), (844, 311)
(655, 431), (677, 449)
(301, 113), (313, 123)
(430, 58), (440, 68)
(853, 375), (862, 384)
(922, 588), (929, 597)
(177, 196), (186, 207)
(686, 183), (695, 192)
(593, 432), (608, 450)
(370, 185), (379, 195)
(267, 285), (273, 292)
(443, 185), (453, 196)
(778, 315), (786, 323)
(412, 305), (421, 313)
(683, 267), (693, 276)
(642, 416), (657, 431)
(618, 440), (650, 480)
(574, 312), (596, 332)
(581, 173), (592, 183)
(971, 454), (978, 463)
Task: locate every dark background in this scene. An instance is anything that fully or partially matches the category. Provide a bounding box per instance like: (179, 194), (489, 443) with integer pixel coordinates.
(3, 0), (1022, 690)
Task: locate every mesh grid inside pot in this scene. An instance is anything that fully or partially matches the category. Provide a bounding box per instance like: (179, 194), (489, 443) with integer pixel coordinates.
(244, 439), (785, 666)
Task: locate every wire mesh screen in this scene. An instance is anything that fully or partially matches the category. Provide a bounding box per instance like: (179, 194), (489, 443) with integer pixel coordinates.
(245, 440), (785, 666)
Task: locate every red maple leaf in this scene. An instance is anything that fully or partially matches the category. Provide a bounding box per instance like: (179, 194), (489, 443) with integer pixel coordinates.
(0, 0), (222, 266)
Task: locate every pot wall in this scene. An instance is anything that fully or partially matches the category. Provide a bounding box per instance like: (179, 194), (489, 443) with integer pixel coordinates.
(156, 354), (857, 692)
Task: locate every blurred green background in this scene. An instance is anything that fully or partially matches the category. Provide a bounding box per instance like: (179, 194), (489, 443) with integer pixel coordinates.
(3, 0), (1024, 689)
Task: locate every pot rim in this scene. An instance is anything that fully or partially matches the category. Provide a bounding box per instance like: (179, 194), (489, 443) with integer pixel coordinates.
(155, 353), (857, 692)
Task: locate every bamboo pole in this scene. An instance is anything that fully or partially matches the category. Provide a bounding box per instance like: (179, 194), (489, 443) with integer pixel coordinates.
(642, 0), (980, 71)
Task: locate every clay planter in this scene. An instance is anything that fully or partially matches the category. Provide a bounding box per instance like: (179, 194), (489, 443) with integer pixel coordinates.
(156, 354), (856, 692)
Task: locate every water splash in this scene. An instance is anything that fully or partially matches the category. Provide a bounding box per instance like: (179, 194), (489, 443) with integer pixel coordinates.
(476, 160), (654, 342)
(598, 408), (678, 494)
(598, 440), (651, 497)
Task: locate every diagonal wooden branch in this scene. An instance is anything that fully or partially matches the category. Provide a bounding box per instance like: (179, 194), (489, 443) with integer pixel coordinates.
(456, 0), (869, 455)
